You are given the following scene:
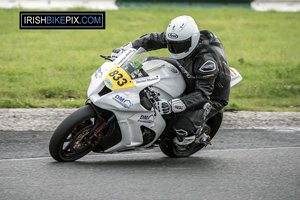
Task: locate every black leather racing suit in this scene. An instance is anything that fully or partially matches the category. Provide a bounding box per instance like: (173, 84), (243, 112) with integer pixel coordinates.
(132, 30), (231, 132)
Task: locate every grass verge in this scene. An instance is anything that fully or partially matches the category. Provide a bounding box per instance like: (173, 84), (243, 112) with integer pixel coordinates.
(0, 8), (300, 111)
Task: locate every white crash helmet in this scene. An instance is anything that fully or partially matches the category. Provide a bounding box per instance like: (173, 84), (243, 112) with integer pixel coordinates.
(166, 16), (200, 59)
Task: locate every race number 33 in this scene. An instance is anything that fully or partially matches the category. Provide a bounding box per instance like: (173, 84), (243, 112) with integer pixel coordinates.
(104, 68), (136, 90)
(109, 70), (127, 86)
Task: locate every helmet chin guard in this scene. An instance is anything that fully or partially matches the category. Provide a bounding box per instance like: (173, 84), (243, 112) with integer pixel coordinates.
(166, 16), (200, 59)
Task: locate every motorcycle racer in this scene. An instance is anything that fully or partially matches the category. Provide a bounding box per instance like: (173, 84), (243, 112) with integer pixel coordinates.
(111, 15), (231, 144)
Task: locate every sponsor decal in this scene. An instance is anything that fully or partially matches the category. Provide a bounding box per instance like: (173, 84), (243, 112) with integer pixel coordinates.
(230, 68), (237, 78)
(138, 114), (156, 123)
(168, 33), (178, 39)
(199, 60), (216, 72)
(105, 78), (114, 88)
(174, 105), (185, 111)
(94, 67), (103, 79)
(171, 99), (186, 113)
(20, 12), (105, 29)
(135, 76), (159, 84)
(113, 94), (133, 109)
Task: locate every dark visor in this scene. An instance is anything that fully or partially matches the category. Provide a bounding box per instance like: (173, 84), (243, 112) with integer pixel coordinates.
(167, 37), (192, 54)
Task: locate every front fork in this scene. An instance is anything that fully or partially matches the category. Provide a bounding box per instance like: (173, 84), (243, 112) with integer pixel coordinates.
(84, 101), (116, 147)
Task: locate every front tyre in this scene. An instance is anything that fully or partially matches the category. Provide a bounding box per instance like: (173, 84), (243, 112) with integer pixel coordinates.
(49, 105), (99, 162)
(159, 111), (223, 157)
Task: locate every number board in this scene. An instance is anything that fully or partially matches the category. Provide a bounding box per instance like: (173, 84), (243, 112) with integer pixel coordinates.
(104, 67), (136, 90)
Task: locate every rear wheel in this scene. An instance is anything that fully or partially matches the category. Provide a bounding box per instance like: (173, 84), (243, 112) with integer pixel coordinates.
(49, 105), (105, 162)
(159, 111), (223, 157)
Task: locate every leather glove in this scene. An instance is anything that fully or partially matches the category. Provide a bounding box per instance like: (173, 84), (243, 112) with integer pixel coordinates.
(170, 98), (187, 113)
(154, 98), (186, 115)
(111, 42), (133, 61)
(154, 99), (172, 115)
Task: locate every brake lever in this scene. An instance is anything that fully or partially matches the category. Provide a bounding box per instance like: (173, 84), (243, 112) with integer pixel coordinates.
(100, 55), (113, 62)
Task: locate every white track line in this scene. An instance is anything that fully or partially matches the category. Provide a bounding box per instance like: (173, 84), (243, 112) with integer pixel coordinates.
(0, 146), (299, 162)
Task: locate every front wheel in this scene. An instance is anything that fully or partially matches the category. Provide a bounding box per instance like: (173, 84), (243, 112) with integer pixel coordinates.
(49, 105), (103, 162)
(159, 111), (223, 157)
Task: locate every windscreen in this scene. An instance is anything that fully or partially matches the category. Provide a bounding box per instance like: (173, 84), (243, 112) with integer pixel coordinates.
(121, 48), (149, 79)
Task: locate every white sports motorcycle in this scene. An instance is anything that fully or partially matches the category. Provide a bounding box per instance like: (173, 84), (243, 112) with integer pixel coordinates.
(49, 48), (242, 162)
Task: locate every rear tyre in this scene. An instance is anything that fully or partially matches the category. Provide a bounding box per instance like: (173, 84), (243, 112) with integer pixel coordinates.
(159, 111), (223, 157)
(49, 105), (103, 162)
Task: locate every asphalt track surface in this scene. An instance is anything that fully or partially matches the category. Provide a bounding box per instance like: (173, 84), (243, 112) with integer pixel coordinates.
(1, 129), (299, 200)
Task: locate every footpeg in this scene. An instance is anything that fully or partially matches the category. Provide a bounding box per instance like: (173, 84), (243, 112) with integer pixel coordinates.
(195, 133), (211, 146)
(173, 135), (195, 146)
(175, 129), (189, 137)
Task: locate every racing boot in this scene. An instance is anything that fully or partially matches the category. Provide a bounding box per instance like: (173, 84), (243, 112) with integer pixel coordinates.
(194, 124), (211, 146)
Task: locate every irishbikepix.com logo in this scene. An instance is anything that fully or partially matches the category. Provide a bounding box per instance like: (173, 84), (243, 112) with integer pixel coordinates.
(20, 12), (105, 29)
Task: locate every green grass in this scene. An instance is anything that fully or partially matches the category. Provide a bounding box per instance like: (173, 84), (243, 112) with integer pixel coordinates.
(0, 8), (300, 111)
